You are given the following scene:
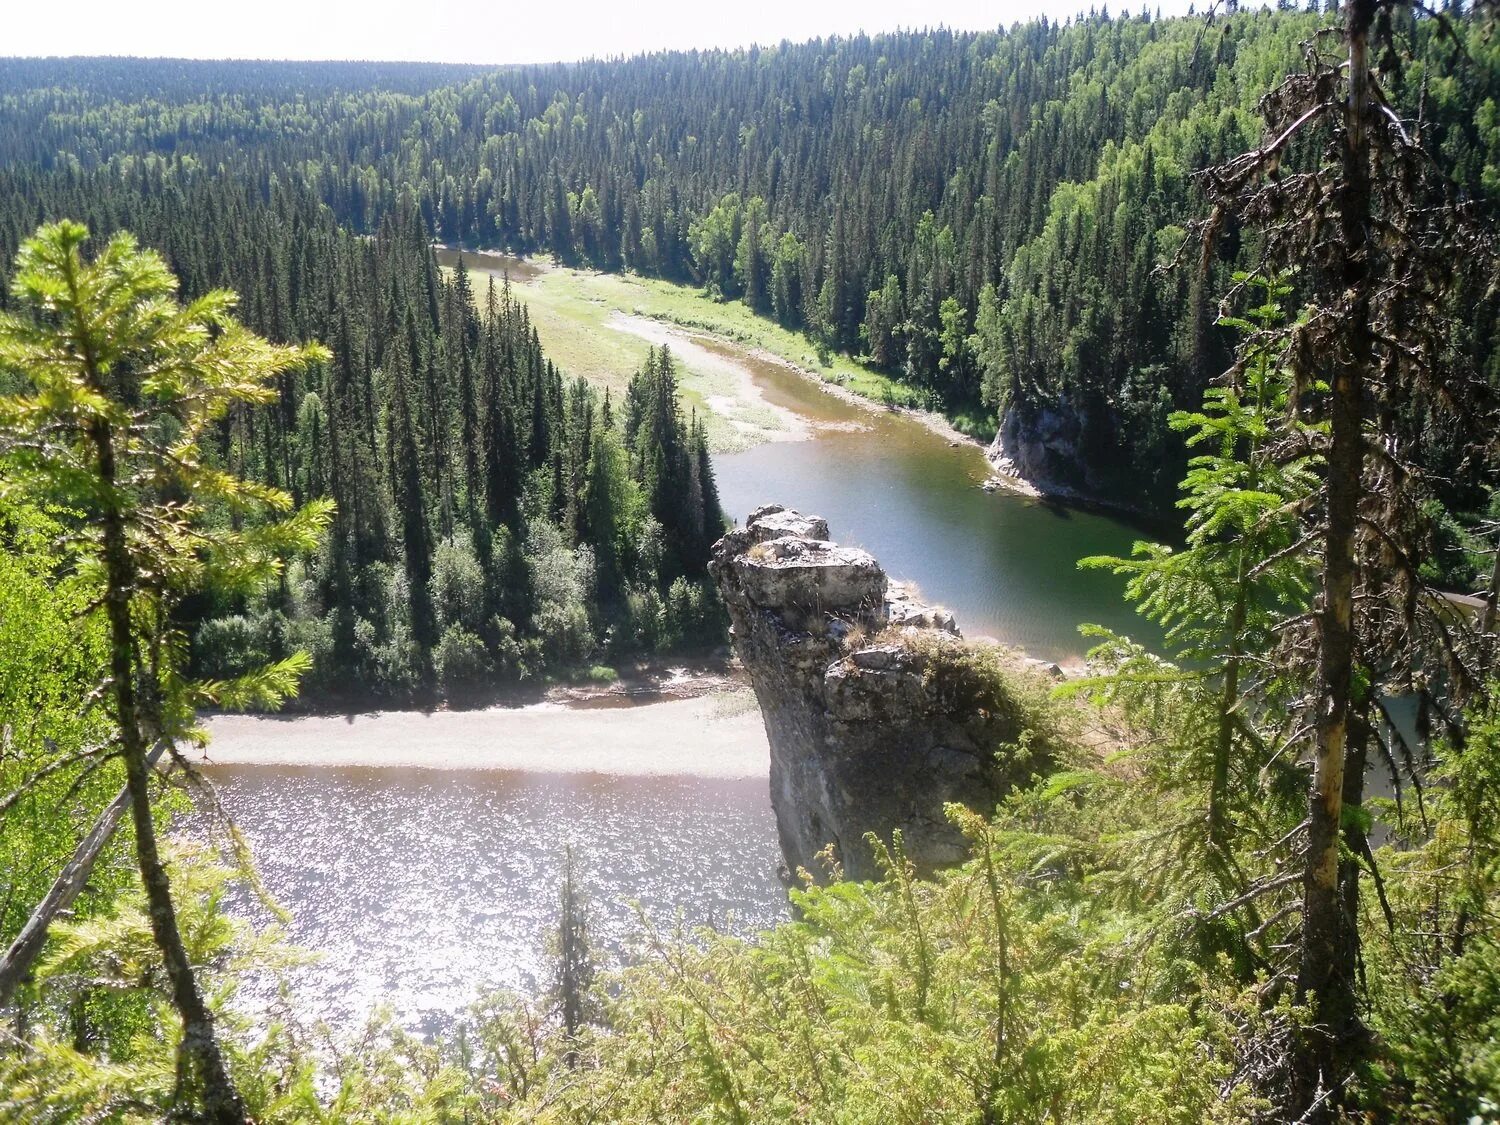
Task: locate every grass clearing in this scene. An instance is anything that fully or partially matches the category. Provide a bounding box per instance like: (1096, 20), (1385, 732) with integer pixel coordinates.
(453, 256), (927, 452)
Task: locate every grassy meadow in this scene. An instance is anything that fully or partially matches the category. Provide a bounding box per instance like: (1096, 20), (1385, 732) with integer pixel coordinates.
(452, 256), (934, 451)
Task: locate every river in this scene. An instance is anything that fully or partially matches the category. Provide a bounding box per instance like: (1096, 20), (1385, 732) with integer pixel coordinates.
(196, 763), (783, 1034)
(438, 248), (1152, 661)
(704, 339), (1148, 665)
(200, 252), (1156, 1034)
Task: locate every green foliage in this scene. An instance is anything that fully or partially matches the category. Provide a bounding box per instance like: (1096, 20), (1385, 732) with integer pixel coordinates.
(199, 653), (315, 713)
(433, 534), (488, 634)
(689, 194), (743, 298)
(434, 625), (493, 692)
(895, 630), (1071, 771)
(1081, 275), (1319, 661)
(621, 347), (726, 584)
(0, 13), (1495, 1120)
(525, 520), (598, 669)
(478, 796), (1275, 1124)
(0, 219), (336, 1117)
(969, 282), (1007, 410)
(0, 188), (731, 706)
(0, 849), (340, 1124)
(0, 501), (133, 951)
(1362, 699), (1500, 1119)
(0, 221), (332, 729)
(5, 9), (1490, 514)
(1074, 275), (1318, 860)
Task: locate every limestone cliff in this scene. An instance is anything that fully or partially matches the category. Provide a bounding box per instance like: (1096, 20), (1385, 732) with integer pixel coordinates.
(987, 403), (1175, 518)
(710, 505), (1055, 882)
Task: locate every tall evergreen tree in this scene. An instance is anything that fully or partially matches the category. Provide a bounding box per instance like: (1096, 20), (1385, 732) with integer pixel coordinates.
(0, 222), (330, 1122)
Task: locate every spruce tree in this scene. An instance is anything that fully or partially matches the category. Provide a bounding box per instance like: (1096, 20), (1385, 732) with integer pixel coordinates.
(388, 335), (439, 662)
(0, 222), (331, 1123)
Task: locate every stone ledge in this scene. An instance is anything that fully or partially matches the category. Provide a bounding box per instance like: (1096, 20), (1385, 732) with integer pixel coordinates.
(711, 505), (1043, 881)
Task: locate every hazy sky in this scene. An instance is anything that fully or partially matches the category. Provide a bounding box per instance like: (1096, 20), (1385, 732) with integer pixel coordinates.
(4, 0), (1196, 65)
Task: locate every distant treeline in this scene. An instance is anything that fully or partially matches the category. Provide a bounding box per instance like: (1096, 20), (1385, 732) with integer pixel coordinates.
(2, 12), (1495, 509)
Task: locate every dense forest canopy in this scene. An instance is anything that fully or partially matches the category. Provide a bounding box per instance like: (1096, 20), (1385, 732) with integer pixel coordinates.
(0, 4), (1498, 1121)
(0, 173), (725, 700)
(2, 10), (1495, 511)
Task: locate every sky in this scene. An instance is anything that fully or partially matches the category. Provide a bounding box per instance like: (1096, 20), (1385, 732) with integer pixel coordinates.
(2, 0), (1198, 66)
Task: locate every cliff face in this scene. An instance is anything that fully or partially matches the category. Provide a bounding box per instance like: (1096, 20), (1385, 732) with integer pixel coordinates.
(990, 402), (1084, 497)
(710, 505), (1050, 882)
(987, 403), (1177, 518)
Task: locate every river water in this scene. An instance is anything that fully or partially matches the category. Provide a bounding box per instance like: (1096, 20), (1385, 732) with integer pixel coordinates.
(705, 343), (1148, 664)
(204, 252), (1155, 1033)
(436, 246), (1152, 661)
(197, 764), (783, 1034)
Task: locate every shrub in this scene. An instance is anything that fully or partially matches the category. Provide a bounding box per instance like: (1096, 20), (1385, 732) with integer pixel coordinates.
(433, 624), (492, 692)
(535, 600), (596, 668)
(432, 533), (487, 633)
(891, 630), (1072, 770)
(194, 614), (270, 681)
(486, 615), (533, 682)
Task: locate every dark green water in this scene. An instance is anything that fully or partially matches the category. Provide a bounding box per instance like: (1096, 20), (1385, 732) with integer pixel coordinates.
(441, 246), (1156, 662)
(710, 347), (1155, 664)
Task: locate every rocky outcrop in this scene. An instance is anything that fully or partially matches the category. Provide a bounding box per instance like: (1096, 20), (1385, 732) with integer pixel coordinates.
(988, 403), (1085, 499)
(710, 505), (1051, 882)
(987, 403), (1175, 519)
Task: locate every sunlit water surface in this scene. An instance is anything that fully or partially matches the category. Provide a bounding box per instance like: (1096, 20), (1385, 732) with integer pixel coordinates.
(198, 764), (786, 1034)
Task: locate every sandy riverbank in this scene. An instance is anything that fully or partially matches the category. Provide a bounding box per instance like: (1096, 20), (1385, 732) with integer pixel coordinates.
(442, 245), (988, 458)
(739, 340), (993, 451)
(200, 692), (770, 778)
(606, 311), (815, 446)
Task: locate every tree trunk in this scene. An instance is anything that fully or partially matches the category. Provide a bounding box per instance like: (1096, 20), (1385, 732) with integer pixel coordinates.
(0, 743), (165, 1010)
(91, 418), (248, 1125)
(1482, 523), (1500, 676)
(1211, 562), (1250, 849)
(1339, 715), (1371, 984)
(1294, 0), (1376, 1114)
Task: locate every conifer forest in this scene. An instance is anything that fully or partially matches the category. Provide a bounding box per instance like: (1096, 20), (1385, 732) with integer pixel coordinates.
(1, 3), (1499, 1121)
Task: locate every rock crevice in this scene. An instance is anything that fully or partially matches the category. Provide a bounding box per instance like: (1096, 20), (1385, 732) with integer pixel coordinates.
(711, 505), (1046, 881)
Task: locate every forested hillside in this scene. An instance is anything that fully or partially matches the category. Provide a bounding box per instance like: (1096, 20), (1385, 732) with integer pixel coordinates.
(0, 177), (726, 700)
(1, 3), (1500, 1121)
(3, 10), (1496, 509)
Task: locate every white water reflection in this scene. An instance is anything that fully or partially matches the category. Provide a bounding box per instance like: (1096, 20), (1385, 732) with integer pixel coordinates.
(198, 764), (786, 1034)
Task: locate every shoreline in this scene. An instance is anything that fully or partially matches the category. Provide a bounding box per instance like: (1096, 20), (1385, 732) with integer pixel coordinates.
(738, 340), (984, 448)
(199, 691), (770, 778)
(982, 450), (1174, 534)
(260, 656), (744, 717)
(438, 243), (1169, 529)
(437, 243), (994, 457)
(604, 310), (815, 448)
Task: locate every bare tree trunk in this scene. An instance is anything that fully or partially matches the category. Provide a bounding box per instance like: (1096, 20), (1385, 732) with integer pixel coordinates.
(1211, 627), (1242, 847)
(1212, 552), (1251, 849)
(91, 417), (247, 1124)
(1339, 714), (1371, 979)
(1482, 524), (1500, 675)
(0, 744), (165, 1010)
(1294, 0), (1376, 1114)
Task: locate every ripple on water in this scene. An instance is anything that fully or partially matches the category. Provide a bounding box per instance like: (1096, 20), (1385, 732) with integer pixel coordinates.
(194, 764), (787, 1035)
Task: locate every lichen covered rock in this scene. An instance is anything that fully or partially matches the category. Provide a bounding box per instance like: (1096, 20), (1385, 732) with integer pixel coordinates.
(710, 505), (1053, 881)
